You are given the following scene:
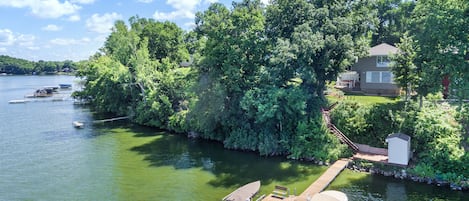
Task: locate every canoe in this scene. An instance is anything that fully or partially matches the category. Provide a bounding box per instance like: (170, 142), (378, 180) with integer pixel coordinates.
(222, 180), (261, 201)
(73, 121), (84, 128)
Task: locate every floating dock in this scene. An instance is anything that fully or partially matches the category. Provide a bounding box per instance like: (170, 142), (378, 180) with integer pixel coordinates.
(8, 99), (28, 104)
(262, 159), (351, 201)
(92, 116), (129, 123)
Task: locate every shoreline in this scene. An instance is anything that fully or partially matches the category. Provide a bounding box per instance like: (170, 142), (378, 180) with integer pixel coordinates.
(347, 159), (469, 191)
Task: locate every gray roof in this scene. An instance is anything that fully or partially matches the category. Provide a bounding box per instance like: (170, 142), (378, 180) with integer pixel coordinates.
(386, 133), (410, 141)
(369, 43), (398, 56)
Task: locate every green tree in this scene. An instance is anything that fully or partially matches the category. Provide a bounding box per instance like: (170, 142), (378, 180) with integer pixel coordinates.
(192, 1), (267, 142)
(411, 0), (469, 104)
(390, 33), (418, 102)
(266, 0), (377, 109)
(103, 20), (140, 66)
(372, 0), (416, 46)
(129, 17), (189, 62)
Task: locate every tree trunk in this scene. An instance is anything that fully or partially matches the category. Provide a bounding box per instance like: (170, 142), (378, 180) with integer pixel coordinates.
(419, 95), (423, 109)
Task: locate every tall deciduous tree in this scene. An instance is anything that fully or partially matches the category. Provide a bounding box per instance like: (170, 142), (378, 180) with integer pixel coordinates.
(192, 0), (267, 145)
(266, 0), (377, 110)
(390, 33), (418, 102)
(372, 0), (416, 46)
(411, 0), (469, 104)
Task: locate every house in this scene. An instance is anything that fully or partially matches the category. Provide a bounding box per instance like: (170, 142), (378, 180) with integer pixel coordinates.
(385, 133), (411, 166)
(337, 43), (399, 96)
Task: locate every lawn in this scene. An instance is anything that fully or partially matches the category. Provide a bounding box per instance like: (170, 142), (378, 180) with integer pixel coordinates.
(343, 94), (398, 105)
(327, 93), (399, 106)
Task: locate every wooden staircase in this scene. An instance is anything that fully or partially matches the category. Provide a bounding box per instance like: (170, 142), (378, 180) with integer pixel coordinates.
(322, 106), (359, 152)
(328, 124), (359, 152)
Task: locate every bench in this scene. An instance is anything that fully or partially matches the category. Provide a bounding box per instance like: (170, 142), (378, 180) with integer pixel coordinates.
(272, 185), (289, 199)
(255, 194), (266, 201)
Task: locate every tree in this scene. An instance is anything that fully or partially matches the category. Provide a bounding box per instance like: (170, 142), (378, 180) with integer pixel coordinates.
(411, 0), (469, 104)
(372, 0), (416, 46)
(103, 20), (140, 66)
(266, 0), (377, 109)
(130, 17), (189, 62)
(390, 33), (418, 102)
(192, 0), (268, 146)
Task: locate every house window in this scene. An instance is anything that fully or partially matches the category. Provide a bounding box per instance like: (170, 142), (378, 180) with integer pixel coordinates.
(366, 71), (394, 83)
(382, 71), (392, 83)
(377, 56), (390, 67)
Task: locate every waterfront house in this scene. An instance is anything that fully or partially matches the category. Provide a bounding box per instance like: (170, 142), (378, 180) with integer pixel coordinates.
(386, 133), (411, 166)
(337, 43), (400, 96)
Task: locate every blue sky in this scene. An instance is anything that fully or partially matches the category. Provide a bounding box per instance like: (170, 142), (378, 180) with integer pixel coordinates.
(0, 0), (267, 61)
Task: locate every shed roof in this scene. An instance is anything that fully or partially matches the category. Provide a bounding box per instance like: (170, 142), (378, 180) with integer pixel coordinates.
(386, 133), (410, 141)
(369, 43), (398, 56)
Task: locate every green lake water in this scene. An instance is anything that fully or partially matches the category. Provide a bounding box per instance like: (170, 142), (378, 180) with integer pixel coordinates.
(0, 75), (467, 201)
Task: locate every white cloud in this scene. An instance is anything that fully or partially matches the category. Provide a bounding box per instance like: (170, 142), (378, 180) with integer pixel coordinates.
(27, 46), (40, 50)
(153, 0), (201, 20)
(50, 37), (90, 46)
(0, 29), (15, 46)
(204, 0), (218, 4)
(71, 0), (96, 4)
(0, 0), (81, 19)
(183, 22), (196, 29)
(0, 47), (6, 52)
(42, 24), (62, 31)
(261, 0), (269, 5)
(0, 29), (37, 50)
(17, 34), (36, 47)
(137, 0), (153, 3)
(68, 15), (81, 21)
(86, 12), (123, 34)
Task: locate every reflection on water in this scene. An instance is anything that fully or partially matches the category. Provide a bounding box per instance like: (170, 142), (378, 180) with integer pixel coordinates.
(1, 76), (468, 201)
(328, 169), (468, 201)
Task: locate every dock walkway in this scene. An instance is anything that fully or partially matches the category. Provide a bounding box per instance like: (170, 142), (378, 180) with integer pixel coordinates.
(92, 116), (128, 123)
(262, 158), (350, 201)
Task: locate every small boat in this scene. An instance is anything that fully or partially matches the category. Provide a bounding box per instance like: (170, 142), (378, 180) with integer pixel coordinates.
(33, 88), (53, 97)
(44, 86), (59, 92)
(222, 180), (261, 201)
(73, 121), (84, 128)
(9, 99), (28, 104)
(59, 84), (72, 89)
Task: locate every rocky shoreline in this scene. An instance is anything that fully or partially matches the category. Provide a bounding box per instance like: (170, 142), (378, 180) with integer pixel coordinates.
(347, 160), (469, 191)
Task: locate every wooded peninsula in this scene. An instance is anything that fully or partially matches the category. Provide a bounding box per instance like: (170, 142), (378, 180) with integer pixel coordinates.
(14, 0), (469, 188)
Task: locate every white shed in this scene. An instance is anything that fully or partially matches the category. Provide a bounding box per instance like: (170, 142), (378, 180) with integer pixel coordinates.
(385, 133), (411, 166)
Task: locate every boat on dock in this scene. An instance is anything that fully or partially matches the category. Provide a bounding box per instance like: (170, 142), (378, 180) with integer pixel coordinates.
(32, 88), (53, 97)
(222, 180), (261, 201)
(44, 86), (59, 92)
(73, 121), (84, 128)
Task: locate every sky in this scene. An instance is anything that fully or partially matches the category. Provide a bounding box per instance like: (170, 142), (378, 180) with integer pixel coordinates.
(0, 0), (268, 62)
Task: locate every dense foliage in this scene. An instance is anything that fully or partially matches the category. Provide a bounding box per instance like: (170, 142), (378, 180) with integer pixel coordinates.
(0, 55), (77, 74)
(331, 100), (468, 180)
(75, 0), (380, 161)
(75, 0), (469, 172)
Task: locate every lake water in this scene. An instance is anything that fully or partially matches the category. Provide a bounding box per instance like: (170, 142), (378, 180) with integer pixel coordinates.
(0, 75), (467, 201)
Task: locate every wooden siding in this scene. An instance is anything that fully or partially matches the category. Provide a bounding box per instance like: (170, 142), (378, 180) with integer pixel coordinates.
(351, 56), (399, 95)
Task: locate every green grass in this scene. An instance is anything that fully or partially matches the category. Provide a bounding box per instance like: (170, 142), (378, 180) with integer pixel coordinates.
(327, 94), (399, 106)
(344, 95), (398, 105)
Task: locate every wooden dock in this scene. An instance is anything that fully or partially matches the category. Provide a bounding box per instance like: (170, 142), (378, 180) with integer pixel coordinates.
(262, 158), (350, 201)
(299, 159), (350, 197)
(92, 116), (129, 123)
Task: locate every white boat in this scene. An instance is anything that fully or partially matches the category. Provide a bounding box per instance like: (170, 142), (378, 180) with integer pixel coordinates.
(73, 121), (84, 128)
(222, 181), (261, 201)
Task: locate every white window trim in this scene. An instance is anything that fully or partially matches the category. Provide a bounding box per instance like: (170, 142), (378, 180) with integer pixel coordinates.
(366, 71), (394, 83)
(376, 55), (390, 67)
